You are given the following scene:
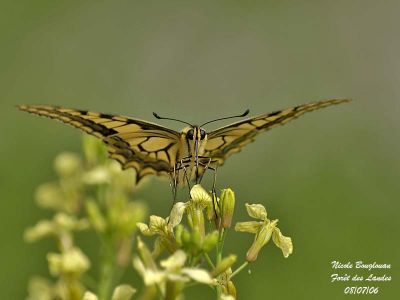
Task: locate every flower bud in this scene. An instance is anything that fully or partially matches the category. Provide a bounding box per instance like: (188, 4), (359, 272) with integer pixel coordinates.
(206, 196), (218, 221)
(54, 213), (89, 231)
(111, 284), (136, 300)
(191, 229), (202, 251)
(226, 280), (237, 298)
(54, 152), (82, 177)
(82, 166), (111, 184)
(181, 228), (191, 247)
(174, 224), (184, 246)
(246, 220), (278, 262)
(220, 188), (235, 228)
(202, 230), (219, 252)
(34, 183), (63, 210)
(187, 205), (205, 241)
(212, 255), (237, 277)
(47, 247), (90, 276)
(180, 228), (202, 255)
(24, 220), (54, 242)
(83, 291), (98, 300)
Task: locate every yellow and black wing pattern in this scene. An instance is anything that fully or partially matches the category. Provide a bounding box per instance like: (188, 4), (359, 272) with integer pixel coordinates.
(18, 105), (181, 182)
(204, 98), (351, 165)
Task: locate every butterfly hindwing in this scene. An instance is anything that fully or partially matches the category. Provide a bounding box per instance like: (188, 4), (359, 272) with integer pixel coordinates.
(204, 98), (350, 164)
(18, 105), (181, 182)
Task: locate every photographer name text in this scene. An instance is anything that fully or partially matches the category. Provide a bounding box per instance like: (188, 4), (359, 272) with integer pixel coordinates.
(330, 260), (392, 294)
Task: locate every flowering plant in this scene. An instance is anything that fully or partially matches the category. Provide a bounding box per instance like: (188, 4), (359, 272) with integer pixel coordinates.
(25, 136), (293, 300)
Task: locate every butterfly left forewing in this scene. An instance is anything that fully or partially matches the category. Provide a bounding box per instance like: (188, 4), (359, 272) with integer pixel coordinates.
(204, 98), (351, 165)
(18, 104), (181, 182)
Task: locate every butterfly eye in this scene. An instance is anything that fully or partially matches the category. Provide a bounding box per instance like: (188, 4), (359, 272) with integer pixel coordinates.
(200, 129), (206, 140)
(187, 129), (194, 140)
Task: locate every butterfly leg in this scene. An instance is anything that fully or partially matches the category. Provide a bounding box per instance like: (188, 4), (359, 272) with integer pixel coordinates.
(173, 159), (192, 198)
(179, 159), (192, 196)
(177, 155), (195, 184)
(167, 161), (190, 222)
(205, 164), (220, 222)
(196, 158), (220, 220)
(196, 156), (219, 184)
(211, 165), (220, 222)
(169, 165), (179, 203)
(198, 157), (212, 184)
(194, 140), (201, 184)
(167, 168), (179, 223)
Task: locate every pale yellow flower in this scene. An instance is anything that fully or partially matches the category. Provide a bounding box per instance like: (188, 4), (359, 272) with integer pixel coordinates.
(133, 250), (215, 287)
(82, 291), (98, 300)
(47, 247), (90, 276)
(190, 184), (212, 209)
(24, 213), (89, 242)
(137, 201), (186, 254)
(54, 152), (82, 177)
(235, 203), (293, 262)
(82, 166), (111, 184)
(82, 285), (136, 300)
(111, 284), (137, 300)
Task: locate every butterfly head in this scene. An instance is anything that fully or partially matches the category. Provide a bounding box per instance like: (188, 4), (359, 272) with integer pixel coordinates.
(185, 126), (207, 141)
(153, 109), (249, 147)
(182, 126), (208, 158)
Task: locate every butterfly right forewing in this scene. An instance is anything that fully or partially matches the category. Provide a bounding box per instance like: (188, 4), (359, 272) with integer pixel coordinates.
(203, 98), (351, 165)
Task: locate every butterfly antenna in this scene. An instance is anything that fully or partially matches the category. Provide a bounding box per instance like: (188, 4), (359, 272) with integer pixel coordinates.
(153, 112), (193, 127)
(200, 109), (250, 127)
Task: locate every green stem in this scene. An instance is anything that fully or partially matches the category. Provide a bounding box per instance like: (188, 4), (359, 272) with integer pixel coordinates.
(215, 228), (226, 299)
(65, 277), (83, 300)
(230, 261), (249, 279)
(219, 230), (227, 255)
(97, 236), (116, 300)
(95, 183), (117, 300)
(203, 253), (215, 269)
(216, 228), (225, 264)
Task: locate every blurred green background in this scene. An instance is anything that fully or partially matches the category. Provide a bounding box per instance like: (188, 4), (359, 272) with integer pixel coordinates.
(1, 0), (399, 299)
